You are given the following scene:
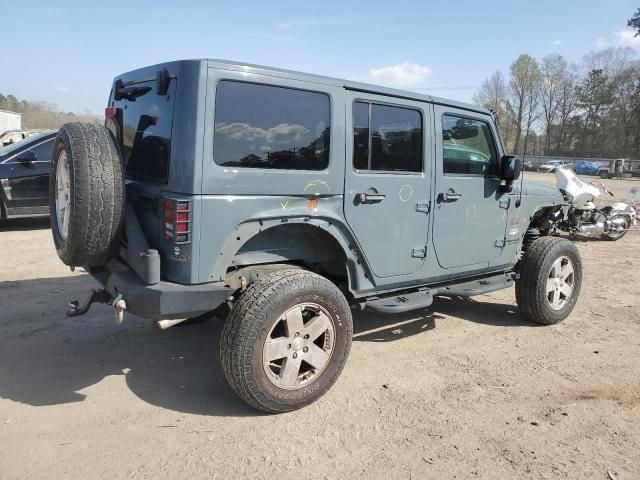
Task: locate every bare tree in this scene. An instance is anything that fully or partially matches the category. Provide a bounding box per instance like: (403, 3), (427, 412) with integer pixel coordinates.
(627, 8), (640, 36)
(539, 54), (568, 154)
(473, 71), (507, 112)
(555, 67), (579, 153)
(474, 46), (640, 159)
(576, 69), (615, 156)
(504, 54), (541, 154)
(472, 71), (518, 150)
(583, 47), (635, 81)
(0, 94), (100, 129)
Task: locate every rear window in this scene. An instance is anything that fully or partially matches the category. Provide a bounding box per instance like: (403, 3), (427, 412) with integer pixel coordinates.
(113, 78), (177, 183)
(214, 81), (330, 170)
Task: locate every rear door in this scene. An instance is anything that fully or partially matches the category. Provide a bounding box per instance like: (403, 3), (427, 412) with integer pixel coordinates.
(343, 92), (431, 278)
(8, 137), (53, 209)
(432, 106), (508, 268)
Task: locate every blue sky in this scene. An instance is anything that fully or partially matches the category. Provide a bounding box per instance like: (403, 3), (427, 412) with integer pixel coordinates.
(1, 0), (638, 114)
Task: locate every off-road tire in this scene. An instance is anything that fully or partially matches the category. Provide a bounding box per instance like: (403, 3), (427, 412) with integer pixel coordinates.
(515, 237), (582, 325)
(50, 123), (124, 267)
(220, 269), (352, 413)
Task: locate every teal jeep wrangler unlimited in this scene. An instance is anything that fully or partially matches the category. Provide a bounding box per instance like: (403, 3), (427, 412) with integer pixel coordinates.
(50, 59), (581, 413)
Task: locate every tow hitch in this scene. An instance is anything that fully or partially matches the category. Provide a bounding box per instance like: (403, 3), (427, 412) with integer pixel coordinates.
(67, 289), (127, 324)
(67, 289), (112, 317)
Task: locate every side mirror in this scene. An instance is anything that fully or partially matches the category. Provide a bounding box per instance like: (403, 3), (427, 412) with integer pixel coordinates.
(17, 150), (37, 167)
(500, 155), (521, 192)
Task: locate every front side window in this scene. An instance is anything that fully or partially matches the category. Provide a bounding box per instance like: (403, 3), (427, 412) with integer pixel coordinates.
(353, 101), (422, 173)
(6, 138), (54, 163)
(29, 139), (55, 161)
(214, 81), (330, 170)
(442, 114), (497, 176)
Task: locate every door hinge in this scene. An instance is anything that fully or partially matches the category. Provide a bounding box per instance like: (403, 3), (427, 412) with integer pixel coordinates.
(495, 238), (506, 247)
(416, 200), (431, 213)
(499, 198), (510, 209)
(411, 246), (426, 258)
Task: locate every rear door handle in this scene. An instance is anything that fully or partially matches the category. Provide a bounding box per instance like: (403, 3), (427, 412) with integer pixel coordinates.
(357, 193), (386, 203)
(439, 192), (463, 202)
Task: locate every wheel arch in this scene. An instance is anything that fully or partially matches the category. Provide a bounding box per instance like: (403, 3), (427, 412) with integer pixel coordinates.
(210, 217), (374, 294)
(518, 204), (564, 256)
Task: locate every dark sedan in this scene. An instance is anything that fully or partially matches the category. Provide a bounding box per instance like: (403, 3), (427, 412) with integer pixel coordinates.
(0, 130), (56, 220)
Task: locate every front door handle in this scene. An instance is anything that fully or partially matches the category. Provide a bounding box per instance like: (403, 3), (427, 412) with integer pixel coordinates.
(357, 193), (386, 203)
(439, 191), (463, 202)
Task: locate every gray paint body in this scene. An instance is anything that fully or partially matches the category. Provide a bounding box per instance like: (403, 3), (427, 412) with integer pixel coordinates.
(113, 59), (564, 299)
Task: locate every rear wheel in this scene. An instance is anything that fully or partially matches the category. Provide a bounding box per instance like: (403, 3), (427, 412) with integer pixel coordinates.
(50, 123), (124, 267)
(220, 269), (352, 413)
(599, 171), (609, 179)
(516, 237), (582, 325)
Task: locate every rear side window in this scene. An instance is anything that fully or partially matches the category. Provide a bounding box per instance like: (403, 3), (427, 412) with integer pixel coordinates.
(442, 114), (498, 176)
(352, 101), (422, 173)
(214, 81), (330, 170)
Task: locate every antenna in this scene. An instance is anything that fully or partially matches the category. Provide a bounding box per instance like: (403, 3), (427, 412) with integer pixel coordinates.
(515, 129), (529, 208)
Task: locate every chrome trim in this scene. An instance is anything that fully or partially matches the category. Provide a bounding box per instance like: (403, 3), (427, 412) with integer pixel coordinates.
(0, 178), (11, 200)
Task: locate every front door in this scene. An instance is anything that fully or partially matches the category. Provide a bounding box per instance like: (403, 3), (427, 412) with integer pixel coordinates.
(432, 106), (508, 268)
(343, 92), (431, 278)
(8, 138), (53, 209)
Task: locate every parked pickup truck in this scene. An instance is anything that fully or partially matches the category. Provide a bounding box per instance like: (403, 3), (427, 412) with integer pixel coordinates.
(49, 60), (582, 413)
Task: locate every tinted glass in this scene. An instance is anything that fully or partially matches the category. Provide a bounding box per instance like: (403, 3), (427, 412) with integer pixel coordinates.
(214, 81), (330, 170)
(352, 102), (422, 173)
(353, 102), (369, 170)
(29, 139), (54, 162)
(114, 79), (176, 182)
(0, 131), (54, 157)
(442, 114), (497, 175)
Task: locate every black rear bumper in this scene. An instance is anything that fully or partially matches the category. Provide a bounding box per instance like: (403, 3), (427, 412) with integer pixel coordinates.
(89, 260), (234, 320)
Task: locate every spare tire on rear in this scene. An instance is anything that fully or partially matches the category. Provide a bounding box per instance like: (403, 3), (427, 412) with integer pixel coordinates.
(50, 122), (125, 267)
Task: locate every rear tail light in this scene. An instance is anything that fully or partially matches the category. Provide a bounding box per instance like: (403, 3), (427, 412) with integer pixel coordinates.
(105, 106), (118, 119)
(163, 198), (191, 243)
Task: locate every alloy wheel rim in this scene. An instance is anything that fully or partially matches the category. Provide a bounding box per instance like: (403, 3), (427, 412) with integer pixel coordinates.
(55, 150), (71, 240)
(262, 302), (336, 390)
(546, 256), (575, 311)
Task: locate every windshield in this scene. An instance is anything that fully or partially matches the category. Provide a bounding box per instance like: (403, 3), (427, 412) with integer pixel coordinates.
(0, 131), (55, 156)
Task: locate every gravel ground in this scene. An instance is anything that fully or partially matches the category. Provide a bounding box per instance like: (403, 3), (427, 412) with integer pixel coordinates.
(0, 172), (638, 479)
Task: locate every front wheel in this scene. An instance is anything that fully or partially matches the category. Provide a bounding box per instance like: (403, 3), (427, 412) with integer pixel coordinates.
(516, 237), (582, 325)
(601, 215), (630, 241)
(220, 269), (352, 413)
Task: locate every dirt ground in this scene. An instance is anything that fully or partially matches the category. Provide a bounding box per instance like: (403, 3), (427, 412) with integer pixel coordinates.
(1, 172), (639, 479)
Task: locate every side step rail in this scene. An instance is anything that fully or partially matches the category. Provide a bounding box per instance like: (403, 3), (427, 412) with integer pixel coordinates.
(361, 272), (516, 314)
(361, 288), (433, 314)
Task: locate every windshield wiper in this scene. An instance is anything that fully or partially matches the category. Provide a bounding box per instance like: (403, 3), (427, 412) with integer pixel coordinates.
(114, 80), (152, 101)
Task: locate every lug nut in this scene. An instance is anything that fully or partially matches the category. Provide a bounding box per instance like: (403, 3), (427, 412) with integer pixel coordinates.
(294, 332), (299, 337)
(293, 353), (298, 359)
(303, 346), (308, 353)
(287, 344), (292, 349)
(304, 334), (310, 339)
